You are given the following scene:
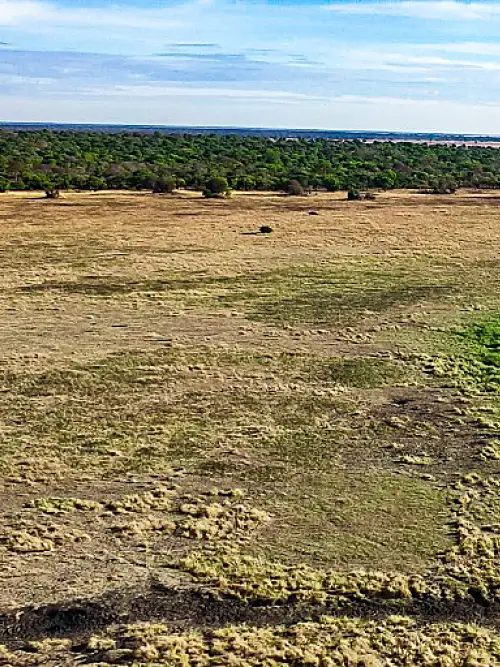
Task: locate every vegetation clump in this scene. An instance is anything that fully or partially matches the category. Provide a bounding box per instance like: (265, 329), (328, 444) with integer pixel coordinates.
(6, 616), (500, 665)
(152, 176), (176, 194)
(25, 487), (269, 545)
(30, 497), (102, 514)
(202, 176), (231, 198)
(284, 179), (306, 196)
(176, 497), (270, 541)
(0, 520), (89, 553)
(480, 440), (500, 461)
(104, 488), (175, 514)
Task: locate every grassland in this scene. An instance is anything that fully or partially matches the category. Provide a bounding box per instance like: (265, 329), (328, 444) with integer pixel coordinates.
(1, 189), (500, 664)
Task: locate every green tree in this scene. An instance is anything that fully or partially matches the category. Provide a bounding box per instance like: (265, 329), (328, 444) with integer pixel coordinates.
(152, 176), (176, 194)
(203, 176), (230, 198)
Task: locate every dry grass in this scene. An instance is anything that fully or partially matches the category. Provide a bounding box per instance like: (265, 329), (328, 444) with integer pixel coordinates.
(6, 616), (500, 666)
(2, 189), (500, 661)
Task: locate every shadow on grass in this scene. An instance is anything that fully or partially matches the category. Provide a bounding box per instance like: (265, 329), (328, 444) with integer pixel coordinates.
(2, 577), (500, 644)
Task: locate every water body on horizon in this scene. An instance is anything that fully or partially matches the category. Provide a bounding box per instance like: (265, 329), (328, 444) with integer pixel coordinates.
(1, 123), (500, 145)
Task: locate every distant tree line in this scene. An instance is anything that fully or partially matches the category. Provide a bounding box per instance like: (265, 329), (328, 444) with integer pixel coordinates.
(1, 129), (499, 194)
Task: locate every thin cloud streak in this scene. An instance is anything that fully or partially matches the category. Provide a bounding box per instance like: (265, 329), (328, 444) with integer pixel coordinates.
(325, 1), (500, 21)
(92, 84), (319, 101)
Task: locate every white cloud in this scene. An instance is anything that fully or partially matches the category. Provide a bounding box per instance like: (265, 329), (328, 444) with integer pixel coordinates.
(334, 94), (440, 105)
(377, 53), (500, 71)
(3, 0), (500, 131)
(0, 73), (56, 85)
(0, 0), (187, 29)
(332, 45), (500, 74)
(325, 1), (500, 21)
(0, 0), (46, 25)
(4, 89), (500, 134)
(418, 41), (500, 56)
(90, 84), (319, 102)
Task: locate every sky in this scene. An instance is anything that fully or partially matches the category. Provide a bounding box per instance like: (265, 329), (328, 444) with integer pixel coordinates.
(2, 0), (500, 132)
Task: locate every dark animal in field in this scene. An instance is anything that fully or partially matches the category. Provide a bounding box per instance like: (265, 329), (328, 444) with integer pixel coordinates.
(260, 226), (273, 234)
(308, 210), (319, 215)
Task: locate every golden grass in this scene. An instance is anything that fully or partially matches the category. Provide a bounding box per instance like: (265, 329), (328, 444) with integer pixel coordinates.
(1, 189), (500, 661)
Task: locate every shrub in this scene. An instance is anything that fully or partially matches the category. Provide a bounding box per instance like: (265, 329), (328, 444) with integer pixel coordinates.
(323, 176), (341, 192)
(432, 185), (457, 195)
(152, 176), (176, 194)
(203, 176), (230, 198)
(428, 179), (457, 195)
(88, 177), (107, 191)
(285, 179), (305, 196)
(0, 177), (10, 193)
(347, 189), (361, 201)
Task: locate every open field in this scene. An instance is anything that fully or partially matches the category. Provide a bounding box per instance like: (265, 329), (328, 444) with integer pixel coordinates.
(1, 189), (500, 664)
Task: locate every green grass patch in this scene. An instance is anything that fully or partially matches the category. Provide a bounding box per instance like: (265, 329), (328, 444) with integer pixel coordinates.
(311, 356), (404, 387)
(215, 262), (458, 327)
(0, 344), (449, 571)
(457, 316), (500, 392)
(251, 470), (451, 571)
(421, 313), (500, 407)
(14, 260), (462, 329)
(0, 347), (408, 477)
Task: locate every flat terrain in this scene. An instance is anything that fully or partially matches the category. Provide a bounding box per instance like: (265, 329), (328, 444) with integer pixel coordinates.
(1, 189), (500, 664)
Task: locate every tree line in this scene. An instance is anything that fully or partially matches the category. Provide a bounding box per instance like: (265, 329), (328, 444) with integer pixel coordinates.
(1, 129), (500, 194)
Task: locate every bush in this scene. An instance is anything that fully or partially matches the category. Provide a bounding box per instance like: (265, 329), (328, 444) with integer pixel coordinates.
(152, 176), (176, 194)
(428, 179), (457, 195)
(285, 179), (305, 196)
(347, 189), (361, 201)
(203, 176), (230, 198)
(419, 184), (457, 195)
(432, 185), (457, 195)
(88, 177), (107, 191)
(0, 178), (10, 193)
(323, 176), (341, 192)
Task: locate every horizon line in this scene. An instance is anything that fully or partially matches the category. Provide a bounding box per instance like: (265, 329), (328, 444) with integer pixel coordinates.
(1, 121), (499, 139)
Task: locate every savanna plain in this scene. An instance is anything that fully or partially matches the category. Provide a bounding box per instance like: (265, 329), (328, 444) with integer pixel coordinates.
(1, 189), (500, 665)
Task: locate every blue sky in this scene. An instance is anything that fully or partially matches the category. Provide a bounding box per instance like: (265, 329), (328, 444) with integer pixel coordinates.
(2, 1), (500, 132)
